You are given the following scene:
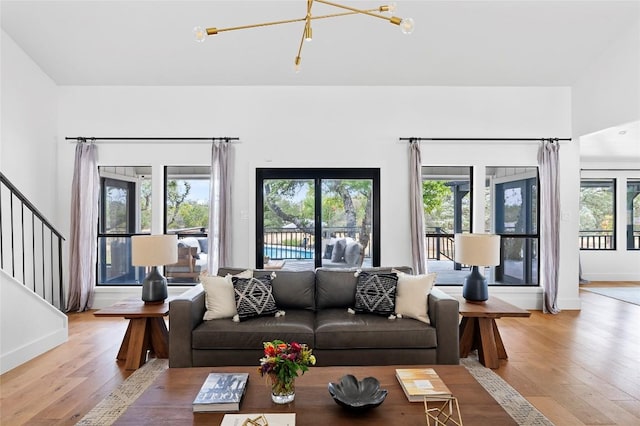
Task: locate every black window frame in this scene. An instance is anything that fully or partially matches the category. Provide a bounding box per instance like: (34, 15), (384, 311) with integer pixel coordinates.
(256, 168), (381, 269)
(579, 178), (617, 250)
(492, 173), (539, 285)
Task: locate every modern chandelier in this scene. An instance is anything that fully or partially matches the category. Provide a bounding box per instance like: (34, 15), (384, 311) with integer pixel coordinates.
(193, 0), (414, 71)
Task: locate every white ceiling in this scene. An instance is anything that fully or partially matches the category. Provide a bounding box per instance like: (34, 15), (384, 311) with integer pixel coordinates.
(2, 0), (639, 87)
(2, 1), (639, 162)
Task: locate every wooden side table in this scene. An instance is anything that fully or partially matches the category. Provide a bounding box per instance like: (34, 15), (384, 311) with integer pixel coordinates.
(94, 298), (170, 371)
(457, 296), (531, 369)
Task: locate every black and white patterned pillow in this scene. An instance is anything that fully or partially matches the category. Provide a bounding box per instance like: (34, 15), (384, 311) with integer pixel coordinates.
(354, 272), (398, 315)
(232, 276), (278, 321)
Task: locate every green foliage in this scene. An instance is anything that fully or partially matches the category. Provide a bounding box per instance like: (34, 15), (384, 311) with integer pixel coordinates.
(422, 181), (450, 214)
(422, 180), (470, 233)
(263, 178), (373, 250)
(140, 179), (152, 232)
(166, 180), (210, 230)
(105, 187), (127, 232)
(282, 238), (301, 247)
(580, 186), (614, 231)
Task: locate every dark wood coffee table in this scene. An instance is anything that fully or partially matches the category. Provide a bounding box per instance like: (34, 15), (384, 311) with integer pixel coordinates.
(114, 365), (516, 425)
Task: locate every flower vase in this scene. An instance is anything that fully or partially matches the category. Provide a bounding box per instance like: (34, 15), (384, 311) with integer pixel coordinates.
(270, 374), (295, 404)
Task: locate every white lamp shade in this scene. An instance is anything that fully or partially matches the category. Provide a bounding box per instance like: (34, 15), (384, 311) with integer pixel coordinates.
(131, 234), (178, 266)
(454, 233), (501, 266)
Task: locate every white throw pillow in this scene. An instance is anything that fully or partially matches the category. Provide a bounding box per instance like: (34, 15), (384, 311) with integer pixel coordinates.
(394, 271), (437, 324)
(202, 269), (252, 320)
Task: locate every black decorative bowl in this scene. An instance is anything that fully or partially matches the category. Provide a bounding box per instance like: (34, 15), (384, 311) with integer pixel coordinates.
(328, 375), (388, 412)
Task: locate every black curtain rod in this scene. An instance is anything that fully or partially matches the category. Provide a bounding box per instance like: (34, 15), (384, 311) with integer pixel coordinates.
(66, 136), (239, 143)
(399, 137), (571, 142)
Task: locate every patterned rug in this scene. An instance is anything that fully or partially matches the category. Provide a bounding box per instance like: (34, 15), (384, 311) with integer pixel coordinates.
(582, 287), (640, 306)
(77, 356), (554, 425)
(461, 356), (554, 425)
(76, 358), (168, 426)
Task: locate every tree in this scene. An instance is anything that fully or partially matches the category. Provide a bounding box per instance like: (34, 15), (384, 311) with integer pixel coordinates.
(263, 179), (372, 253)
(140, 178), (152, 232)
(580, 186), (614, 232)
(166, 180), (192, 229)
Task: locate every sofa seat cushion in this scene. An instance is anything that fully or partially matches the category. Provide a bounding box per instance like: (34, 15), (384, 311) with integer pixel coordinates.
(192, 310), (315, 350)
(314, 309), (437, 350)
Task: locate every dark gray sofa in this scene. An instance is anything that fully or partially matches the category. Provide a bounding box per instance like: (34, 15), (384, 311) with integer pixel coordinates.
(169, 267), (460, 368)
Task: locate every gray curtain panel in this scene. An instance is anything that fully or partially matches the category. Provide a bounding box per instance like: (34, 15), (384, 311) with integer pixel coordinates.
(207, 141), (231, 275)
(409, 140), (427, 274)
(537, 140), (560, 314)
(67, 143), (99, 312)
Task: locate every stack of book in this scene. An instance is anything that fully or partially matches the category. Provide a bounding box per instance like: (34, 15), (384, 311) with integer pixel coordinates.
(192, 372), (249, 412)
(395, 368), (452, 402)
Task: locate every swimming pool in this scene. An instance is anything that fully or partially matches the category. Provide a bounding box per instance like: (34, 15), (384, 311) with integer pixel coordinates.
(264, 245), (313, 259)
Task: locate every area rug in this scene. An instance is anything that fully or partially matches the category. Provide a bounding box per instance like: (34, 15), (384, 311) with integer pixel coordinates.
(461, 356), (554, 425)
(582, 287), (640, 306)
(76, 358), (168, 426)
(78, 356), (553, 425)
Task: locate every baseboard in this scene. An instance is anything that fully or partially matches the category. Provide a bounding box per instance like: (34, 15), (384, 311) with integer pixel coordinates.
(0, 328), (67, 374)
(582, 272), (640, 281)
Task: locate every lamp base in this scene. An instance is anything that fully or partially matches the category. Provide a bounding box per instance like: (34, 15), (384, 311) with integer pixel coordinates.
(141, 266), (168, 304)
(462, 266), (489, 302)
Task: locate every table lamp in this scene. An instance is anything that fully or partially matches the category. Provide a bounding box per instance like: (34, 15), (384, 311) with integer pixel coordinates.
(454, 233), (501, 302)
(131, 234), (178, 304)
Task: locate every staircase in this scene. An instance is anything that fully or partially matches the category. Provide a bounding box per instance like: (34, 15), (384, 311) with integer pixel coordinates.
(0, 172), (65, 311)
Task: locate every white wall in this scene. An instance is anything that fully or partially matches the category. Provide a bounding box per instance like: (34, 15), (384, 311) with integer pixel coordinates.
(0, 30), (67, 374)
(57, 85), (579, 310)
(0, 270), (68, 374)
(572, 20), (640, 138)
(572, 19), (640, 281)
(1, 30), (59, 221)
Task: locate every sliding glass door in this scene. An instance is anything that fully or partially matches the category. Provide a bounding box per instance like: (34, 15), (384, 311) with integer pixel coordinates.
(256, 169), (380, 270)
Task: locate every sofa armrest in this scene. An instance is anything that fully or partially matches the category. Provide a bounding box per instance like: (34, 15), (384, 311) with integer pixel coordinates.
(169, 284), (206, 367)
(428, 288), (460, 365)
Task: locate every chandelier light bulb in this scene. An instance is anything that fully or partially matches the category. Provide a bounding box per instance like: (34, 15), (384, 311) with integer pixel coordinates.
(193, 26), (207, 42)
(399, 17), (415, 35)
(304, 24), (313, 42)
(387, 2), (397, 13)
(294, 56), (302, 73)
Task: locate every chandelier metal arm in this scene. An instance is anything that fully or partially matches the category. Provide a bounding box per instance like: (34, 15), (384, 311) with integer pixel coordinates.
(296, 0), (314, 69)
(206, 7), (391, 36)
(314, 0), (401, 25)
(197, 2), (414, 71)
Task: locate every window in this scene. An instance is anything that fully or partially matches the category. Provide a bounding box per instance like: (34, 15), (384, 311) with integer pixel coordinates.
(628, 179), (640, 250)
(421, 166), (472, 284)
(486, 167), (539, 285)
(97, 166), (151, 285)
(164, 166), (210, 283)
(256, 169), (380, 270)
(164, 166), (210, 236)
(580, 179), (616, 250)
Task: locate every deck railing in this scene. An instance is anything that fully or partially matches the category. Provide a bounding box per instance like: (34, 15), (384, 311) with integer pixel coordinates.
(579, 230), (614, 249)
(425, 227), (456, 261)
(0, 173), (65, 311)
(263, 226), (371, 259)
(578, 230), (640, 250)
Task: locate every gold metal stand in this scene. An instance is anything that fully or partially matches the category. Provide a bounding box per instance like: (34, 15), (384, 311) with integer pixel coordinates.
(424, 395), (463, 426)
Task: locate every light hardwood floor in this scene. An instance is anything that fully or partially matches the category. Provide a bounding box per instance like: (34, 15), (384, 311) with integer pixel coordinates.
(1, 282), (639, 425)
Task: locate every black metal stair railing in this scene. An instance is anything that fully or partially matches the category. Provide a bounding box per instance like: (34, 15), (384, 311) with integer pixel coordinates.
(0, 172), (65, 311)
